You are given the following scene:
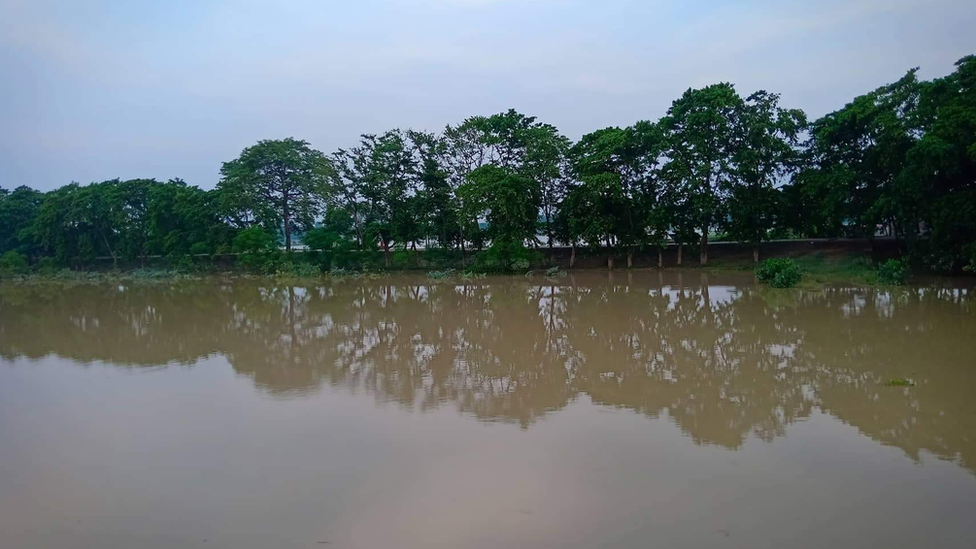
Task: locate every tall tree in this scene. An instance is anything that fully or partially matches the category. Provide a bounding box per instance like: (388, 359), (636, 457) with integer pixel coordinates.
(0, 185), (44, 256)
(217, 138), (332, 251)
(571, 123), (662, 267)
(803, 72), (920, 248)
(725, 91), (806, 262)
(523, 124), (571, 258)
(457, 165), (539, 267)
(662, 83), (744, 265)
(409, 130), (458, 249)
(333, 130), (417, 265)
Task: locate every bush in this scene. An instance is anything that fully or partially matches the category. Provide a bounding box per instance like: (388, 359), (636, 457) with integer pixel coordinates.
(391, 250), (412, 269)
(233, 227), (279, 272)
(33, 257), (60, 274)
(876, 259), (909, 285)
(545, 266), (567, 277)
(0, 251), (29, 276)
(755, 258), (801, 288)
(422, 247), (462, 269)
(274, 261), (321, 278)
(427, 268), (456, 280)
(471, 242), (540, 273)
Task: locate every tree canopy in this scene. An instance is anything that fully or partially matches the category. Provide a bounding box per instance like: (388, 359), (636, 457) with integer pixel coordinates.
(4, 55), (975, 273)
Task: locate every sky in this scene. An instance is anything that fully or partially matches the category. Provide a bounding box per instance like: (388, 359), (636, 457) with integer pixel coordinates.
(1, 0), (975, 191)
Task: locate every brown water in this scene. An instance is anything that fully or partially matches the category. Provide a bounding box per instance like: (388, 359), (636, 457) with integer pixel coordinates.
(1, 272), (975, 549)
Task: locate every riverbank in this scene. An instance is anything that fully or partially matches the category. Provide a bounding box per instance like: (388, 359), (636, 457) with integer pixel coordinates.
(1, 238), (967, 287)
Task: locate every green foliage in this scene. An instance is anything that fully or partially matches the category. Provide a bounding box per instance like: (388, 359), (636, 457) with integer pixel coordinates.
(884, 378), (915, 387)
(217, 138), (333, 251)
(33, 257), (60, 274)
(0, 250), (29, 276)
(876, 259), (910, 285)
(426, 268), (456, 280)
(274, 261), (322, 278)
(471, 242), (540, 273)
(545, 266), (567, 277)
(5, 56), (976, 279)
(328, 267), (356, 278)
(459, 165), (539, 249)
(391, 250), (412, 269)
(232, 227), (279, 272)
(755, 258), (801, 288)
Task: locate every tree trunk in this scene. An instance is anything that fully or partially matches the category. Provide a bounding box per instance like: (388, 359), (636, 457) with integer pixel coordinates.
(607, 254), (614, 270)
(381, 241), (390, 268)
(658, 249), (663, 269)
(283, 200), (292, 252)
(677, 243), (683, 266)
(700, 229), (708, 266)
(569, 245), (576, 268)
(626, 249), (633, 268)
(753, 245), (759, 263)
(100, 231), (117, 269)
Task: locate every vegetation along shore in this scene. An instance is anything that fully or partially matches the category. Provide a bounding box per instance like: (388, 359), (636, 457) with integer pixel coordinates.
(2, 57), (974, 287)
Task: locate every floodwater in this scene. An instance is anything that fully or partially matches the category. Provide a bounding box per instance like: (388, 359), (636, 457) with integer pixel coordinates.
(1, 272), (975, 549)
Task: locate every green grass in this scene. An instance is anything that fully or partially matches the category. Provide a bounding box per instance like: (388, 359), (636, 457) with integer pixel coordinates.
(884, 378), (915, 387)
(706, 253), (890, 288)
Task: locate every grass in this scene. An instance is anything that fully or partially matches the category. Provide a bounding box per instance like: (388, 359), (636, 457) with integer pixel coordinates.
(884, 378), (915, 387)
(706, 253), (894, 288)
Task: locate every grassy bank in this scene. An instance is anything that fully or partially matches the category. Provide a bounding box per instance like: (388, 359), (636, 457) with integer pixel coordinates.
(703, 253), (886, 287)
(0, 240), (964, 287)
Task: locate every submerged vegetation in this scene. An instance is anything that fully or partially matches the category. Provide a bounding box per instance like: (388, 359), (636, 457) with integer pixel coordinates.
(885, 378), (916, 387)
(2, 57), (975, 279)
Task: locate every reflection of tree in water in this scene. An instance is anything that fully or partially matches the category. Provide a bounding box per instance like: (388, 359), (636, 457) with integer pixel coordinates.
(1, 276), (973, 473)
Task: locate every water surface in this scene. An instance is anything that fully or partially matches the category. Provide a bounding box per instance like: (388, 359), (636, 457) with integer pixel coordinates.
(1, 272), (975, 548)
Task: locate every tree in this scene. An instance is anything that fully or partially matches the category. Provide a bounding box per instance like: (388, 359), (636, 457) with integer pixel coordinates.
(147, 179), (229, 257)
(571, 123), (662, 267)
(725, 91), (806, 261)
(442, 109), (545, 257)
(217, 138), (332, 251)
(803, 72), (921, 248)
(560, 172), (626, 269)
(0, 185), (44, 256)
(333, 130), (417, 266)
(523, 124), (571, 259)
(410, 130), (458, 249)
(662, 83), (744, 265)
(459, 165), (539, 246)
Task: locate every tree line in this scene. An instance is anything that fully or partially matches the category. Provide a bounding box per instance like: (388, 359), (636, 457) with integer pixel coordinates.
(2, 55), (974, 272)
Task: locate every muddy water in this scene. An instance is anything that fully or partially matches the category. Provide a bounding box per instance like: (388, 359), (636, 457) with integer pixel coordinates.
(1, 272), (975, 549)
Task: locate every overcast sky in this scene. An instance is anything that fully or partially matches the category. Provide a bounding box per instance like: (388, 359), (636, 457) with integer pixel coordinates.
(2, 0), (975, 191)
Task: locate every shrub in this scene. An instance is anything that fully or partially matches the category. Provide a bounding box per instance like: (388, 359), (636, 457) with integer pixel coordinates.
(391, 250), (412, 269)
(173, 254), (197, 274)
(233, 227), (279, 272)
(328, 267), (361, 279)
(471, 242), (540, 273)
(876, 259), (909, 285)
(189, 242), (210, 256)
(422, 247), (461, 269)
(755, 258), (801, 288)
(275, 261), (321, 278)
(0, 251), (29, 276)
(545, 266), (567, 278)
(33, 257), (60, 274)
(427, 268), (456, 280)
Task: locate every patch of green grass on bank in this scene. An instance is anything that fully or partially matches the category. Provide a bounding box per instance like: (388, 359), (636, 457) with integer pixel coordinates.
(705, 252), (887, 287)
